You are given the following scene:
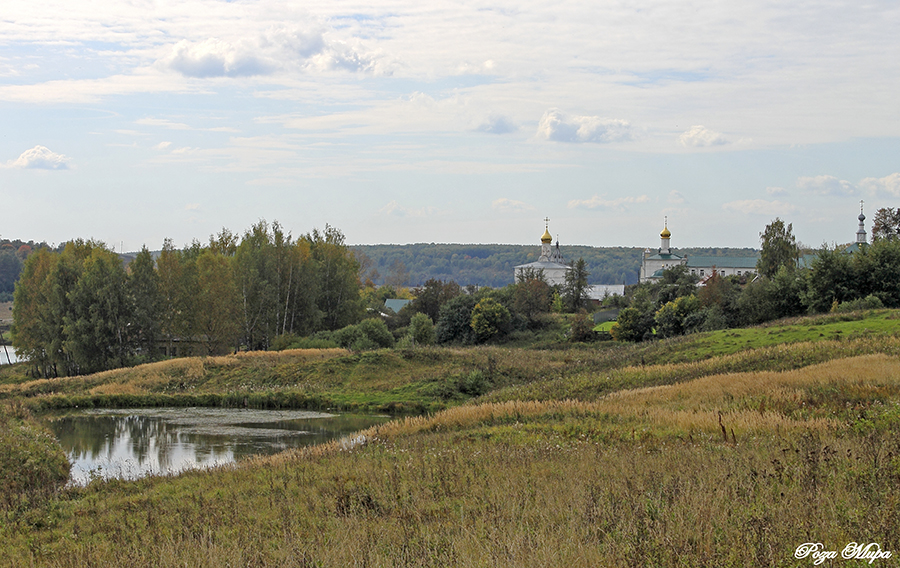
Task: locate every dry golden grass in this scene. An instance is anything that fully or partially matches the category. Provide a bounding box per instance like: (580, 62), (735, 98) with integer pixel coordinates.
(321, 354), (900, 448)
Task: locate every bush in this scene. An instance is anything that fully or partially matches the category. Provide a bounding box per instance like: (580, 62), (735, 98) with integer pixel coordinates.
(436, 294), (477, 344)
(335, 319), (394, 351)
(0, 404), (70, 506)
(407, 313), (435, 346)
(470, 298), (511, 342)
(611, 307), (653, 342)
(357, 318), (395, 349)
(568, 313), (597, 343)
(833, 295), (884, 313)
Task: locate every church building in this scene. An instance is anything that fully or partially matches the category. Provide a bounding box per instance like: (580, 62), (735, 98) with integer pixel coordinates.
(514, 220), (571, 286)
(639, 220), (759, 283)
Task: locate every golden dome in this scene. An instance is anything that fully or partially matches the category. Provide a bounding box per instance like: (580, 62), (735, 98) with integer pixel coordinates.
(541, 227), (553, 244)
(660, 225), (671, 239)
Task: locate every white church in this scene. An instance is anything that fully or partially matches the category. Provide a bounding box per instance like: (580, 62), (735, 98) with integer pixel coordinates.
(639, 220), (759, 283)
(514, 220), (625, 299)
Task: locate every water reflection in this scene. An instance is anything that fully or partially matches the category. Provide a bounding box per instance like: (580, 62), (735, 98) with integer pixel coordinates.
(46, 408), (390, 485)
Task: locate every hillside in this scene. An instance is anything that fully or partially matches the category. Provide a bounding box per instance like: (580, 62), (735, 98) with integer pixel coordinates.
(353, 244), (759, 287)
(2, 310), (900, 566)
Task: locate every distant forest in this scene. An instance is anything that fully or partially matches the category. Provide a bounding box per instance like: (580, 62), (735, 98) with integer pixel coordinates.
(0, 238), (758, 293)
(353, 244), (760, 288)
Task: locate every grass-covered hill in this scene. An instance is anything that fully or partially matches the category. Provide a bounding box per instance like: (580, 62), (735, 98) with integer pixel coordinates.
(2, 309), (900, 566)
(353, 243), (759, 287)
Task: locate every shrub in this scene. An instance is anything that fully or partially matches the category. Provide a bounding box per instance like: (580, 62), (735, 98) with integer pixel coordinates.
(470, 298), (511, 342)
(568, 313), (597, 343)
(833, 295), (884, 313)
(611, 307), (653, 342)
(335, 319), (394, 351)
(407, 313), (436, 346)
(0, 404), (70, 506)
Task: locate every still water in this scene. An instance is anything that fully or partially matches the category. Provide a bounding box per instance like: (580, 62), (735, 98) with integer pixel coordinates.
(45, 408), (391, 485)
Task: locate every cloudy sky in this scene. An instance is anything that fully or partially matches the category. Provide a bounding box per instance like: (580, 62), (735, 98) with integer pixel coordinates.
(1, 0), (898, 251)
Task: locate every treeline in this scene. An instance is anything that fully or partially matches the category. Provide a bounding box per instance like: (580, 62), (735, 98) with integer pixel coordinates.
(277, 262), (596, 355)
(12, 222), (361, 377)
(611, 236), (900, 342)
(354, 244), (758, 287)
(0, 239), (58, 301)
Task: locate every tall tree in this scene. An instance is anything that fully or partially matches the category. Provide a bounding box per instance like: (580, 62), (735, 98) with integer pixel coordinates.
(562, 258), (590, 312)
(11, 249), (57, 377)
(194, 249), (241, 355)
(63, 246), (131, 374)
(757, 218), (800, 278)
(308, 225), (362, 331)
(234, 221), (279, 350)
(513, 272), (552, 321)
(411, 278), (461, 322)
(127, 246), (161, 358)
(157, 239), (197, 355)
(871, 207), (900, 242)
(803, 245), (855, 312)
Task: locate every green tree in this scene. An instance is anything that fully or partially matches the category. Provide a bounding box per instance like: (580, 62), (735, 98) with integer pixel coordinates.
(157, 239), (197, 355)
(562, 258), (590, 313)
(411, 279), (461, 322)
(11, 248), (58, 377)
(866, 238), (900, 307)
(655, 265), (699, 306)
(126, 246), (161, 358)
(757, 218), (800, 278)
(610, 307), (653, 342)
(568, 312), (597, 343)
(871, 207), (900, 242)
(436, 294), (477, 344)
(235, 221), (279, 350)
(654, 295), (701, 339)
(470, 297), (511, 342)
(63, 246), (132, 374)
(195, 249), (242, 355)
(513, 273), (552, 321)
(803, 245), (855, 313)
(407, 312), (435, 346)
(309, 225), (362, 331)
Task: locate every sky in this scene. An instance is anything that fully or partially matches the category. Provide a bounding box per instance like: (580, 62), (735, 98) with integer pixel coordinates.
(1, 0), (899, 252)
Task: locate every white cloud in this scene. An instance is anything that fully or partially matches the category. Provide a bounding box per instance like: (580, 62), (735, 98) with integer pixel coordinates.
(492, 198), (534, 213)
(722, 199), (797, 216)
(858, 173), (900, 197)
(567, 194), (649, 210)
(678, 125), (727, 147)
(164, 38), (275, 78)
(537, 109), (632, 144)
(476, 114), (518, 135)
(766, 186), (788, 196)
(154, 141), (172, 150)
(158, 26), (387, 78)
(796, 175), (856, 196)
(668, 190), (685, 204)
(4, 146), (70, 170)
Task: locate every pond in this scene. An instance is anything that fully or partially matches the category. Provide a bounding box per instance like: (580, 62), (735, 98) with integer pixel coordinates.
(45, 408), (391, 485)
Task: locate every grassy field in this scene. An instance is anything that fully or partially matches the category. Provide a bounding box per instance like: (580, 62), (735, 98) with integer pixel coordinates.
(2, 309), (900, 566)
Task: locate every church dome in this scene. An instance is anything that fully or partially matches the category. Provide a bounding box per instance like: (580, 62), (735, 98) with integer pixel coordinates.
(660, 225), (671, 239)
(541, 227), (553, 244)
(859, 213), (866, 222)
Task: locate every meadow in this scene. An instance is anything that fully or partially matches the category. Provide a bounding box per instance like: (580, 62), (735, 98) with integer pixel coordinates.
(1, 310), (900, 566)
